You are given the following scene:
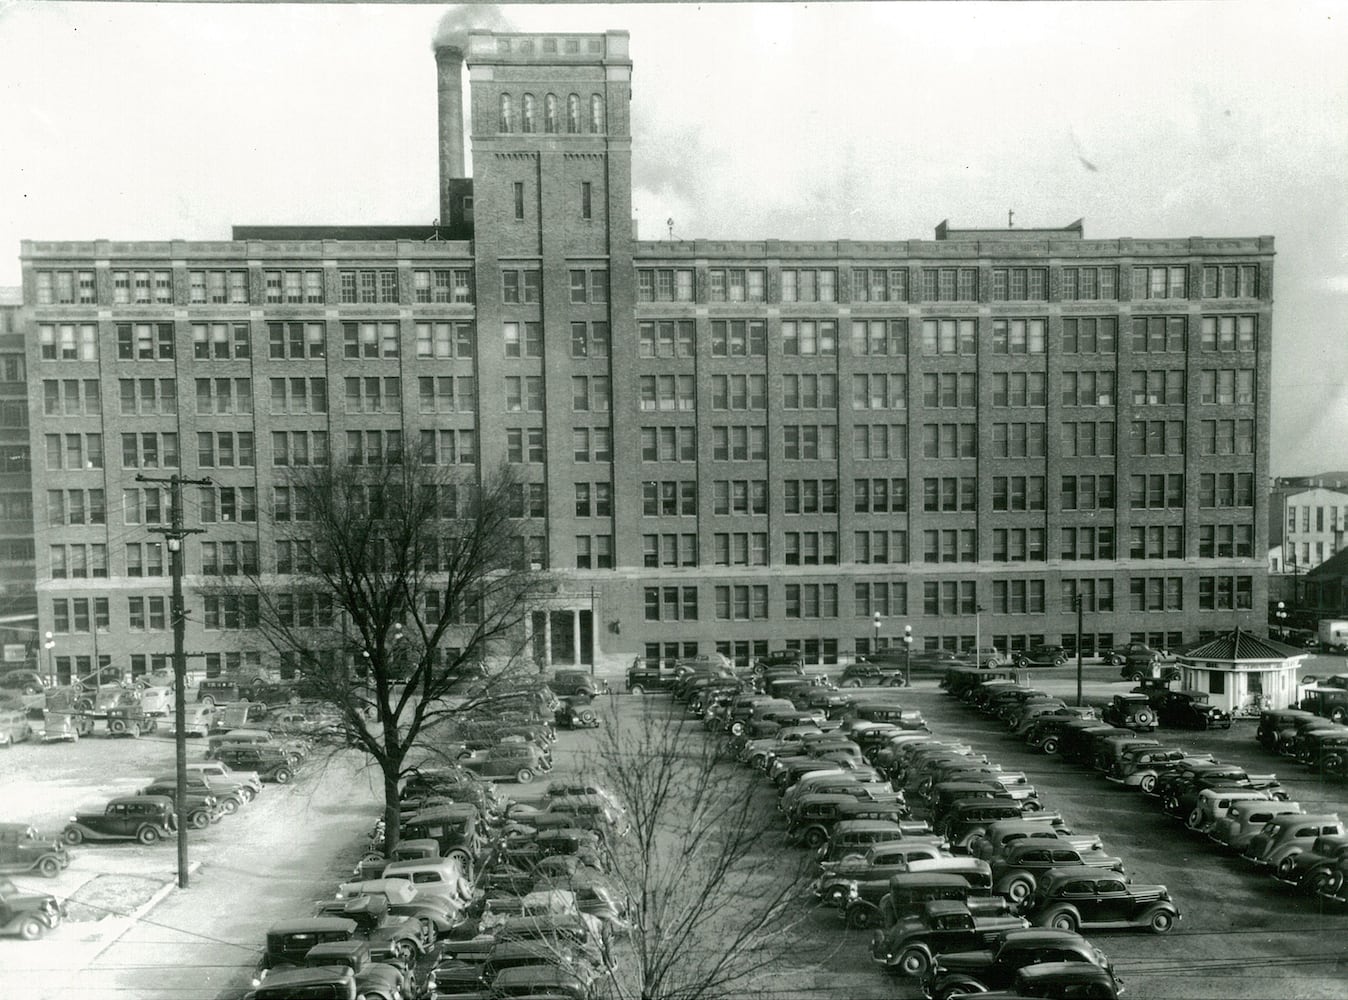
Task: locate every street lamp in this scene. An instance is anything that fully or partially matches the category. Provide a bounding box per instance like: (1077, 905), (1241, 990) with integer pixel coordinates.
(903, 625), (913, 688)
(43, 631), (55, 682)
(974, 605), (986, 669)
(1073, 594), (1085, 707)
(872, 612), (882, 655)
(1276, 601), (1288, 640)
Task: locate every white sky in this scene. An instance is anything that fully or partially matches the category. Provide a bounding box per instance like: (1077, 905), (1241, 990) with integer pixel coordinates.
(1, 1), (1345, 475)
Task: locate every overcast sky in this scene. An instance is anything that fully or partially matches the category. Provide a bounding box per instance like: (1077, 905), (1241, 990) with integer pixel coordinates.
(1, 1), (1344, 475)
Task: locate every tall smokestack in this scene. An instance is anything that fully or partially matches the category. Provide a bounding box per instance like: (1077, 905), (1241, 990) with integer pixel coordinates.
(435, 44), (466, 221)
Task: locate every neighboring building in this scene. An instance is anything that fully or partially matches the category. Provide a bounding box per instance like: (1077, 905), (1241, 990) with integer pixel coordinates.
(1267, 484), (1348, 573)
(18, 29), (1274, 681)
(0, 286), (38, 670)
(1302, 548), (1348, 617)
(1175, 628), (1307, 715)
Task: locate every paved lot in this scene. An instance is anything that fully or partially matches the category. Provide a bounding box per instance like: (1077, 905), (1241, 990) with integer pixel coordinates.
(5, 659), (1348, 999)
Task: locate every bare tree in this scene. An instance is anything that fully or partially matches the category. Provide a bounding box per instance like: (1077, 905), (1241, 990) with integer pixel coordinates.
(577, 704), (815, 1000)
(216, 459), (553, 852)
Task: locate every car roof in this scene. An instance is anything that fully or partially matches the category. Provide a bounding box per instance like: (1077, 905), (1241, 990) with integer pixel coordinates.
(252, 966), (356, 991)
(1043, 867), (1126, 886)
(1016, 962), (1113, 985)
(1267, 813), (1340, 827)
(886, 872), (972, 889)
(268, 917), (357, 935)
(111, 795), (174, 807)
(923, 899), (972, 918)
(999, 927), (1087, 947)
(832, 820), (901, 833)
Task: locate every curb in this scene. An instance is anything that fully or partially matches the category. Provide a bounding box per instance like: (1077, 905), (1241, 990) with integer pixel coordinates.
(83, 860), (203, 966)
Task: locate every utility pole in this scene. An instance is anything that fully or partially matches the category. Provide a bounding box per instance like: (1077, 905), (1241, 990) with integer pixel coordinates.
(1073, 594), (1084, 707)
(139, 472), (211, 889)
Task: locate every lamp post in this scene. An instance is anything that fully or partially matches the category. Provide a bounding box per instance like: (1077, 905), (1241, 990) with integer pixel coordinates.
(1073, 594), (1084, 707)
(43, 631), (55, 683)
(1276, 601), (1288, 640)
(903, 625), (913, 688)
(974, 605), (986, 669)
(872, 611), (882, 656)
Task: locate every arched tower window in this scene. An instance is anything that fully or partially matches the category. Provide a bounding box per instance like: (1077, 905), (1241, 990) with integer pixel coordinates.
(589, 94), (604, 133)
(544, 94), (559, 134)
(499, 94), (513, 133)
(567, 94), (581, 134)
(522, 94), (536, 134)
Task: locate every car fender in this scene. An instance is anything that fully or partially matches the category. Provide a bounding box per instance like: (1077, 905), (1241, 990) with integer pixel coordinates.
(1268, 844), (1307, 868)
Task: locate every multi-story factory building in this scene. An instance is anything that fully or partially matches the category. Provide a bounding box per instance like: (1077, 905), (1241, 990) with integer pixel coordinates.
(18, 30), (1273, 680)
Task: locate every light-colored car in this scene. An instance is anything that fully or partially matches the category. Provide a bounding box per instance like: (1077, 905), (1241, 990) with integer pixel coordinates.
(186, 760), (263, 800)
(1208, 800), (1304, 852)
(1184, 787), (1275, 834)
(362, 857), (475, 911)
(1243, 814), (1345, 869)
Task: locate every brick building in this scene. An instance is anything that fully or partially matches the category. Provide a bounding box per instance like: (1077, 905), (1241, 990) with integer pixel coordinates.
(0, 286), (39, 667)
(18, 29), (1273, 682)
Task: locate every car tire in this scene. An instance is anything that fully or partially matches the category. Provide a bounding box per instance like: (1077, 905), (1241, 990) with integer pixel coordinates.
(137, 825), (160, 845)
(841, 679), (861, 688)
(1042, 737), (1059, 755)
(64, 828), (83, 845)
(219, 798), (239, 815)
(189, 811), (210, 830)
(1005, 877), (1034, 902)
(144, 718), (157, 734)
(1130, 671), (1146, 683)
(516, 768), (534, 784)
(579, 709), (597, 726)
(1308, 868), (1336, 895)
(846, 905), (875, 929)
(897, 947), (931, 977)
(804, 827), (827, 849)
(1047, 909), (1079, 932)
(1148, 909), (1175, 933)
(1140, 774), (1158, 794)
(38, 856), (61, 878)
(629, 684), (645, 696)
(1021, 799), (1043, 813)
(109, 719), (127, 735)
(1015, 658), (1029, 669)
(19, 917), (45, 941)
(1135, 709), (1154, 726)
(273, 767), (293, 784)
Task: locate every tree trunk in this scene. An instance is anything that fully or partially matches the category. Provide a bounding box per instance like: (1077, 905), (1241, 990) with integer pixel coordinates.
(382, 766), (402, 856)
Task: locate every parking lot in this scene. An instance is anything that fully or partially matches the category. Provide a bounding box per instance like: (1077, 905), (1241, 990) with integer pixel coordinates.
(4, 656), (1348, 999)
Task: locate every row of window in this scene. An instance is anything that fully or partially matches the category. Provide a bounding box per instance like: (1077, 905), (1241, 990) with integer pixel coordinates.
(497, 92), (604, 135)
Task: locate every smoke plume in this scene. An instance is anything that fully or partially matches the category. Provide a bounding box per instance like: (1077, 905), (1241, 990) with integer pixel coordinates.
(433, 4), (514, 50)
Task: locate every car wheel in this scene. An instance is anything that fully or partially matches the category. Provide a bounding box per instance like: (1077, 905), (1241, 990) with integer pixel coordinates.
(18, 917), (45, 941)
(64, 828), (83, 845)
(1015, 658), (1029, 669)
(846, 905), (874, 930)
(137, 825), (160, 845)
(629, 684), (645, 696)
(1021, 799), (1043, 813)
(1135, 709), (1154, 727)
(897, 947), (930, 977)
(1130, 671), (1146, 683)
(1005, 877), (1034, 902)
(37, 856), (61, 878)
(804, 827), (827, 849)
(728, 721), (745, 737)
(1048, 909), (1079, 932)
(218, 797), (239, 815)
(1140, 774), (1158, 794)
(1042, 737), (1059, 755)
(109, 719), (127, 735)
(1333, 708), (1347, 724)
(841, 679), (861, 688)
(448, 849), (472, 877)
(1148, 909), (1175, 933)
(189, 811), (210, 830)
(1309, 868), (1336, 894)
(273, 767), (293, 784)
(516, 768), (534, 784)
(200, 696), (215, 707)
(823, 884), (848, 907)
(394, 940), (416, 963)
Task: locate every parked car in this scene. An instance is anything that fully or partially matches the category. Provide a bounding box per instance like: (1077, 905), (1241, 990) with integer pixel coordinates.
(63, 795), (177, 845)
(977, 961), (1124, 1000)
(1208, 800), (1305, 853)
(186, 760), (264, 800)
(1105, 746), (1206, 794)
(0, 671), (46, 695)
(1014, 646), (1068, 669)
(1107, 641), (1165, 666)
(296, 941), (403, 1000)
(1184, 788), (1276, 835)
(1242, 813), (1345, 869)
(1256, 708), (1319, 752)
(969, 820), (1103, 862)
(0, 877), (64, 940)
(0, 823), (70, 878)
(244, 966), (356, 1000)
(196, 679), (244, 707)
(989, 842), (1126, 904)
(206, 728), (307, 763)
(210, 701), (270, 733)
(547, 670), (607, 699)
(153, 772), (247, 814)
(217, 746), (297, 784)
(456, 742), (551, 784)
(1100, 693), (1156, 732)
(1022, 867), (1180, 934)
(250, 916), (359, 988)
(872, 871), (1011, 930)
(813, 842), (950, 905)
(555, 695), (602, 730)
(868, 899), (1028, 977)
(1155, 690), (1232, 730)
(1274, 834), (1348, 893)
(922, 927), (1116, 1000)
(625, 659), (677, 695)
(38, 709), (93, 742)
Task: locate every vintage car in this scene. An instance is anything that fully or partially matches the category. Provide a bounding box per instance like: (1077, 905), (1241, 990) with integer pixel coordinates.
(969, 820), (1103, 862)
(1156, 690), (1233, 730)
(245, 965), (357, 1000)
(36, 709), (94, 743)
(1256, 708), (1319, 752)
(216, 745), (297, 784)
(1024, 716), (1102, 755)
(1107, 641), (1167, 667)
(922, 927), (1116, 1000)
(486, 965), (593, 1000)
(306, 895), (431, 963)
(1023, 867), (1180, 934)
(206, 728), (307, 763)
(1274, 833), (1348, 893)
(327, 875), (459, 940)
(139, 781), (220, 829)
(251, 917), (360, 987)
(872, 872), (1010, 930)
(378, 858), (476, 913)
(1092, 734), (1163, 774)
(186, 760), (263, 800)
(197, 679), (245, 707)
(868, 899), (1028, 977)
(399, 804), (485, 875)
(989, 842), (1126, 904)
(210, 701), (270, 734)
(162, 704), (217, 738)
(0, 877), (64, 941)
(1157, 762), (1287, 819)
(1208, 800), (1305, 852)
(456, 742), (551, 784)
(299, 941), (404, 1000)
(1184, 787), (1275, 834)
(555, 695), (602, 730)
(64, 795), (177, 845)
(625, 659), (678, 695)
(1242, 813), (1345, 869)
(1013, 646), (1069, 669)
(942, 801), (1038, 852)
(1106, 746), (1208, 794)
(547, 670), (608, 699)
(0, 823), (70, 878)
(975, 961), (1124, 1000)
(153, 771), (247, 814)
(0, 670), (46, 695)
(105, 704), (157, 737)
(1010, 705), (1097, 738)
(813, 842), (951, 905)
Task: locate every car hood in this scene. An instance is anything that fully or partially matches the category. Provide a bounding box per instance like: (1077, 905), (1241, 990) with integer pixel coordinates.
(932, 948), (996, 973)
